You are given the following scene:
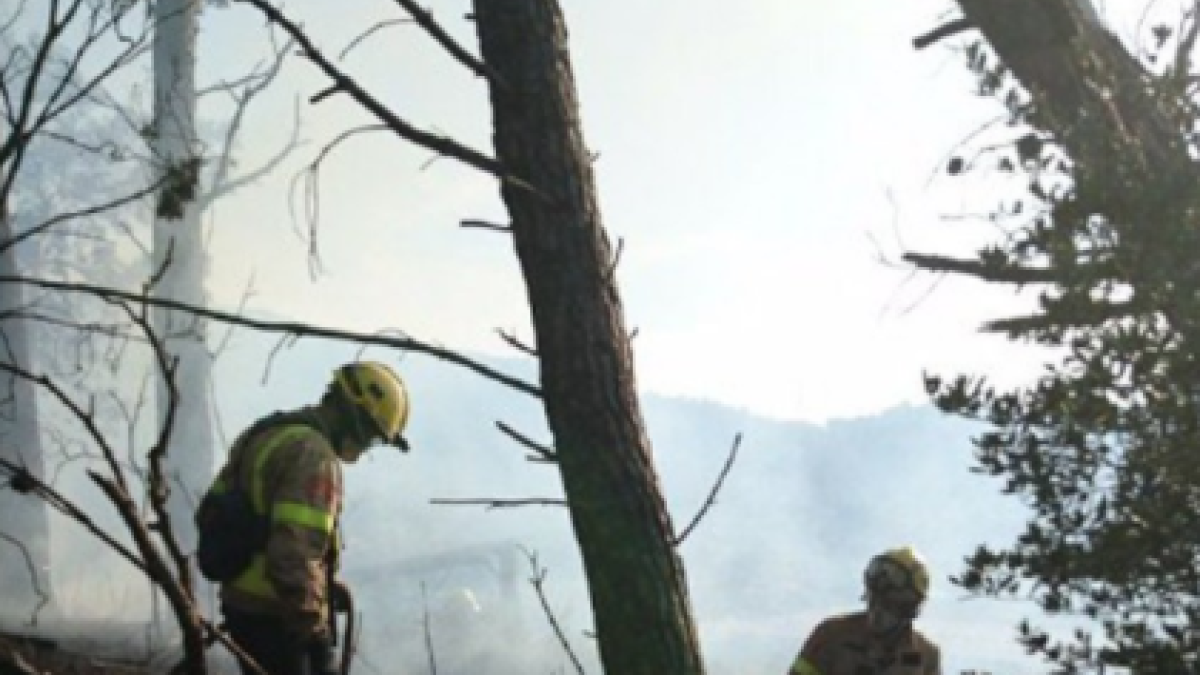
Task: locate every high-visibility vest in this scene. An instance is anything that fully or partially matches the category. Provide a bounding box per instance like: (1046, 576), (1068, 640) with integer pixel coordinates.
(214, 424), (339, 599)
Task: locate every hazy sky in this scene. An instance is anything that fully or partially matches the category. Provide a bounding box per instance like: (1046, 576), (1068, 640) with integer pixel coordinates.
(192, 1), (1152, 424)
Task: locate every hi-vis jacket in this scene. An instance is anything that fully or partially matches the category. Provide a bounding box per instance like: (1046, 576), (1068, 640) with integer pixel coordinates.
(788, 611), (941, 675)
(214, 408), (343, 637)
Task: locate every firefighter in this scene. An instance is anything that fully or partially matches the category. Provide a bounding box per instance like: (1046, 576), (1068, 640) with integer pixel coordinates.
(787, 546), (941, 675)
(213, 361), (411, 675)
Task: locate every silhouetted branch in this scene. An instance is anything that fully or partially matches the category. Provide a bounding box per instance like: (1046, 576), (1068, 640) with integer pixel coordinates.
(430, 497), (566, 509)
(461, 219), (511, 232)
(496, 420), (555, 461)
(674, 433), (741, 546)
(904, 251), (1067, 284)
(420, 582), (438, 675)
(389, 0), (502, 86)
(495, 328), (536, 357)
(0, 275), (540, 397)
(521, 548), (585, 675)
(913, 17), (973, 49)
(233, 0), (509, 180)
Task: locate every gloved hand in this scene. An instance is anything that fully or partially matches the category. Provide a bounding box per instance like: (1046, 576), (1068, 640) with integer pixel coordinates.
(330, 578), (352, 614)
(308, 632), (339, 675)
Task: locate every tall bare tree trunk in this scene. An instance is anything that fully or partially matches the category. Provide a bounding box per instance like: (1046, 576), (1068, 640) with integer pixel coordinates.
(0, 192), (51, 619)
(473, 3), (706, 673)
(151, 0), (212, 551)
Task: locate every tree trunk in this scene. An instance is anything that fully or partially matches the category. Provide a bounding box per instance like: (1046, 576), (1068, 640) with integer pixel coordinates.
(472, 3), (706, 674)
(955, 0), (1200, 210)
(151, 0), (212, 552)
(0, 191), (52, 618)
(953, 0), (1200, 336)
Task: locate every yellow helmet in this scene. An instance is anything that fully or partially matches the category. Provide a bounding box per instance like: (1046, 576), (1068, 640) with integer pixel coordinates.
(333, 361), (411, 451)
(864, 546), (930, 600)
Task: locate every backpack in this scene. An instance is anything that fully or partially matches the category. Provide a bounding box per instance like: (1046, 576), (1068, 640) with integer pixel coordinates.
(195, 412), (316, 583)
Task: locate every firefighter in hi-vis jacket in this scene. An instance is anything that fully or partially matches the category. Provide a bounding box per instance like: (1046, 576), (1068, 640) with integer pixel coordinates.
(788, 546), (942, 675)
(213, 362), (410, 675)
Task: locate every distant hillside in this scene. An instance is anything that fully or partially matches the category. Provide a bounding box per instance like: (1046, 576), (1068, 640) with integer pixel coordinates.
(204, 324), (1047, 674)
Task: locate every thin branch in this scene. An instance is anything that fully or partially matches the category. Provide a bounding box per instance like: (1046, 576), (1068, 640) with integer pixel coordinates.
(521, 548), (585, 675)
(914, 17), (974, 49)
(495, 328), (536, 357)
(421, 582), (438, 675)
(389, 0), (502, 86)
(0, 361), (128, 493)
(496, 420), (555, 461)
(0, 177), (165, 256)
(0, 275), (541, 397)
(674, 433), (741, 546)
(904, 251), (1068, 284)
(114, 298), (193, 598)
(429, 497), (566, 509)
(460, 218), (511, 232)
(0, 529), (51, 623)
(234, 0), (516, 183)
(338, 18), (413, 61)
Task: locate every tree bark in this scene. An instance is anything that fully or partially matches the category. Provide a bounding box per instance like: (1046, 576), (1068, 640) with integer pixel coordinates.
(151, 0), (213, 551)
(472, 3), (706, 674)
(955, 0), (1200, 208)
(0, 191), (51, 617)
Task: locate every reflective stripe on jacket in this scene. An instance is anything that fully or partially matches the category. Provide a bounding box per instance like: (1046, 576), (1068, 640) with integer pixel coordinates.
(217, 413), (343, 636)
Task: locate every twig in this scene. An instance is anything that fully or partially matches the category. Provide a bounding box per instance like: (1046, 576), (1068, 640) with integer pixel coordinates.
(913, 17), (974, 49)
(430, 497), (566, 509)
(115, 298), (194, 598)
(0, 529), (51, 623)
(0, 275), (540, 397)
(234, 0), (537, 193)
(495, 328), (537, 357)
(0, 456), (262, 672)
(674, 433), (742, 546)
(461, 219), (511, 232)
(339, 19), (413, 61)
(496, 420), (555, 461)
(521, 548), (585, 675)
(390, 0), (503, 86)
(421, 582), (438, 675)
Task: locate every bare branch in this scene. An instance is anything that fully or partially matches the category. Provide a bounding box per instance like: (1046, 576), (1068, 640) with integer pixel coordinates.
(460, 218), (511, 232)
(235, 0), (500, 173)
(0, 529), (51, 623)
(338, 18), (413, 61)
(913, 17), (974, 49)
(233, 0), (550, 201)
(429, 497), (566, 509)
(674, 433), (742, 546)
(113, 298), (193, 597)
(0, 275), (541, 397)
(495, 328), (536, 357)
(521, 547), (585, 675)
(389, 0), (502, 86)
(903, 251), (1087, 285)
(0, 456), (262, 674)
(496, 420), (555, 461)
(0, 177), (164, 256)
(421, 582), (438, 675)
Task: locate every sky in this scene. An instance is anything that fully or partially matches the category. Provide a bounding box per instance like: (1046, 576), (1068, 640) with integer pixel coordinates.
(189, 0), (1086, 425)
(7, 1), (1190, 672)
